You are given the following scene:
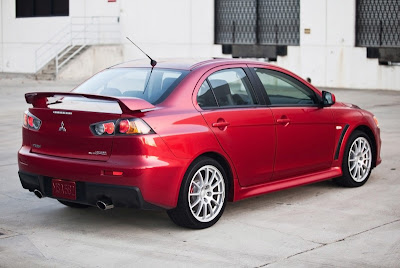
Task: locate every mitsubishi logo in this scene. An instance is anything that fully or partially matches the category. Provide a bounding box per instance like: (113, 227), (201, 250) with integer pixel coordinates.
(59, 121), (67, 132)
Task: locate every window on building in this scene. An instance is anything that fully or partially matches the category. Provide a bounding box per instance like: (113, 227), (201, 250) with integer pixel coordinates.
(215, 0), (300, 46)
(356, 0), (399, 48)
(16, 0), (69, 18)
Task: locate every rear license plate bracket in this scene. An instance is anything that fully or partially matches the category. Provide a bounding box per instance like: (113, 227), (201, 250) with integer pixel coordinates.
(52, 179), (76, 200)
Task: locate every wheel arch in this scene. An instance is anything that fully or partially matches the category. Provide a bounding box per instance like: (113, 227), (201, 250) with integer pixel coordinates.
(351, 125), (378, 168)
(196, 152), (235, 201)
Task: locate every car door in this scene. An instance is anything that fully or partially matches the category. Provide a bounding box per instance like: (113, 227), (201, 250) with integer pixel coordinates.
(251, 67), (335, 181)
(195, 67), (276, 187)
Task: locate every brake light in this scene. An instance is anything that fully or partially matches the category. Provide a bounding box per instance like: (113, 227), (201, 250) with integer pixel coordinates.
(23, 111), (41, 130)
(118, 118), (153, 135)
(92, 118), (153, 136)
(119, 119), (130, 133)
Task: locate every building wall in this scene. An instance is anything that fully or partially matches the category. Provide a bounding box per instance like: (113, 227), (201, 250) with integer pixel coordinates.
(0, 1), (69, 73)
(0, 0), (3, 72)
(277, 0), (400, 90)
(0, 0), (399, 90)
(0, 0), (120, 73)
(57, 45), (123, 80)
(119, 0), (223, 61)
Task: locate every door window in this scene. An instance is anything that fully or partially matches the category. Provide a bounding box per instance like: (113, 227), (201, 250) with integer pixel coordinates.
(197, 68), (256, 109)
(254, 68), (317, 105)
(197, 81), (218, 108)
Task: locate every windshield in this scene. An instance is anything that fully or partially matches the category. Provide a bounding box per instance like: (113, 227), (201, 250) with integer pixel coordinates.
(73, 68), (189, 105)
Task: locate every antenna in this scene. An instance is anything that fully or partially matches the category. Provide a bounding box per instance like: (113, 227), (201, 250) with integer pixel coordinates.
(126, 37), (157, 67)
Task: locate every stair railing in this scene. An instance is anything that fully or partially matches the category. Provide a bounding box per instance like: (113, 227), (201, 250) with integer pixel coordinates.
(35, 16), (120, 76)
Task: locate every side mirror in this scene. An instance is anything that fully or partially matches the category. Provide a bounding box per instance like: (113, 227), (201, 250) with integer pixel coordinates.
(322, 91), (335, 106)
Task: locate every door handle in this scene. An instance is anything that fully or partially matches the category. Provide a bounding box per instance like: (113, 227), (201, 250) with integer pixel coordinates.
(276, 118), (290, 124)
(212, 122), (230, 128)
(277, 116), (290, 126)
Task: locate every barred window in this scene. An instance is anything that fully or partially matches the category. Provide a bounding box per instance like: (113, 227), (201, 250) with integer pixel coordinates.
(16, 0), (69, 18)
(356, 0), (400, 47)
(215, 0), (300, 46)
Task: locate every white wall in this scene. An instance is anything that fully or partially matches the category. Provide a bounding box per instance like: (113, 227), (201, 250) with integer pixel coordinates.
(0, 0), (3, 72)
(277, 0), (400, 90)
(0, 0), (399, 90)
(58, 45), (123, 80)
(0, 0), (120, 73)
(0, 0), (70, 73)
(120, 0), (223, 61)
(70, 0), (120, 18)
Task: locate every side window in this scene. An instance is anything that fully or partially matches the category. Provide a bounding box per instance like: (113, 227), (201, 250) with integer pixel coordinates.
(208, 68), (256, 107)
(197, 81), (218, 108)
(255, 68), (317, 105)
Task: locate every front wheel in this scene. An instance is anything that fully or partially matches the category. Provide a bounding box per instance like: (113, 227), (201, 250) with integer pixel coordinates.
(336, 130), (373, 187)
(167, 157), (227, 229)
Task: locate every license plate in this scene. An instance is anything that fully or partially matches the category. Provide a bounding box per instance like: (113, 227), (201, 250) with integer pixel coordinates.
(52, 179), (76, 200)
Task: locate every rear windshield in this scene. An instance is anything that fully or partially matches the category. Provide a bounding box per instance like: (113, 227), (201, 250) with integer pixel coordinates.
(73, 68), (189, 105)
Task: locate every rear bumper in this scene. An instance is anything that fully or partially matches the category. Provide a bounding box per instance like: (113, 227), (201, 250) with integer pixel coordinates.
(18, 144), (189, 209)
(19, 171), (160, 209)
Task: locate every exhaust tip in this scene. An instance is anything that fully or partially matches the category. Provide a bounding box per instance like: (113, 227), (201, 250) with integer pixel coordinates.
(33, 189), (43, 199)
(96, 200), (114, 210)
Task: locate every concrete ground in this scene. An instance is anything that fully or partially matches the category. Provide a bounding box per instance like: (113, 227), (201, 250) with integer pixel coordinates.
(0, 78), (399, 267)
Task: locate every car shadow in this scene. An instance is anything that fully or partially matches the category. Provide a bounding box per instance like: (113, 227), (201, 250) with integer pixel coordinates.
(32, 179), (340, 233)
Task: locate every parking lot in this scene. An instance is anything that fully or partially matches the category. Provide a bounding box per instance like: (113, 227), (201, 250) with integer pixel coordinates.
(0, 77), (399, 267)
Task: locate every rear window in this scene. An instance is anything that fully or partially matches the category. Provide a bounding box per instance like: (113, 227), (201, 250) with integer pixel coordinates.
(73, 68), (189, 105)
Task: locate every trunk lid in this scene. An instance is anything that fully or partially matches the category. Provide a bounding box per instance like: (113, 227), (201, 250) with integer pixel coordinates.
(25, 92), (155, 161)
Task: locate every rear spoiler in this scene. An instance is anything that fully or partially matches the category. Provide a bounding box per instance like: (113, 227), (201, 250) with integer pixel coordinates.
(25, 92), (155, 114)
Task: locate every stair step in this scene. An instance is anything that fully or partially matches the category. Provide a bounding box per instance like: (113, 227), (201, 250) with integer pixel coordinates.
(36, 73), (56, 80)
(36, 45), (89, 80)
(42, 69), (56, 74)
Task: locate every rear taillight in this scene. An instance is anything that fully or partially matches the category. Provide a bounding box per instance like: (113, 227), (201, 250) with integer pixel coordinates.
(118, 118), (153, 135)
(23, 111), (41, 130)
(93, 122), (115, 136)
(91, 118), (153, 136)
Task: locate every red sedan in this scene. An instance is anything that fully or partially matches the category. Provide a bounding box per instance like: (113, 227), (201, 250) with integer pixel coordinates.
(18, 59), (381, 229)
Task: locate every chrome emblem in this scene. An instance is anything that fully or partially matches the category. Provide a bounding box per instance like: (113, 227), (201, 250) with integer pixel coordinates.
(59, 121), (67, 132)
(53, 111), (72, 115)
(88, 151), (107, 156)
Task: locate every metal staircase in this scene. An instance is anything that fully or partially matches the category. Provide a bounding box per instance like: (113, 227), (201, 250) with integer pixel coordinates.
(35, 16), (120, 80)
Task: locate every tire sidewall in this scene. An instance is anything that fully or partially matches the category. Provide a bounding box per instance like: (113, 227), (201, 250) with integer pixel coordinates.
(342, 130), (373, 187)
(179, 157), (228, 229)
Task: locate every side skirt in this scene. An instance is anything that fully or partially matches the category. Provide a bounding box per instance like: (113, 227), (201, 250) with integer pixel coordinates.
(233, 167), (342, 202)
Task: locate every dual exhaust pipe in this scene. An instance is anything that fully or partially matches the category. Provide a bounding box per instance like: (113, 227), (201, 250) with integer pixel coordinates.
(96, 199), (114, 210)
(33, 189), (114, 210)
(34, 189), (43, 199)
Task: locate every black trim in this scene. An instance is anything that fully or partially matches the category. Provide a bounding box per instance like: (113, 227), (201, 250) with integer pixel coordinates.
(334, 124), (350, 160)
(18, 171), (160, 210)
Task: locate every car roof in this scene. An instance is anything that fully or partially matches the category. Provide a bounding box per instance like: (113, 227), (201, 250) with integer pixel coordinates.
(111, 58), (272, 71)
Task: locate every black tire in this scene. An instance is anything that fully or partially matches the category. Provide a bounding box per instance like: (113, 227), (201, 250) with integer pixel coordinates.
(335, 130), (373, 187)
(58, 200), (90, 208)
(167, 157), (227, 229)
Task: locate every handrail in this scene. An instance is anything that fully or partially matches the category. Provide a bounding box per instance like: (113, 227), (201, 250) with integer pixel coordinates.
(35, 16), (120, 75)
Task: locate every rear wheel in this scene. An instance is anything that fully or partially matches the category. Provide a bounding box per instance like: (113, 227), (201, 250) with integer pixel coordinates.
(336, 130), (373, 187)
(167, 157), (227, 229)
(58, 200), (90, 208)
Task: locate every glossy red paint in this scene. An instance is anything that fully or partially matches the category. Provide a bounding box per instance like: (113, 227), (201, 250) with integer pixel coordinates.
(18, 59), (382, 212)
